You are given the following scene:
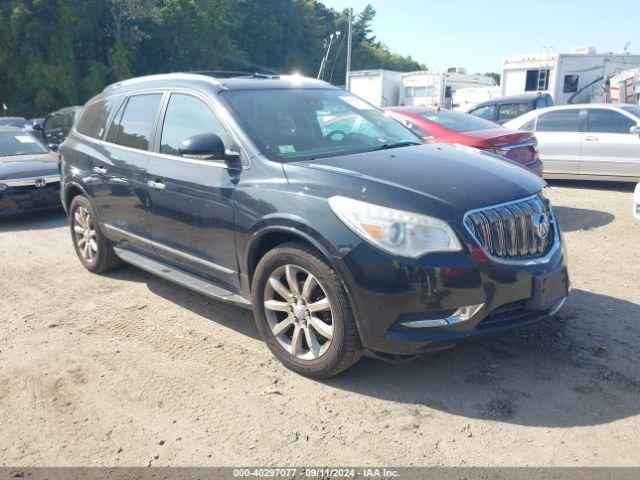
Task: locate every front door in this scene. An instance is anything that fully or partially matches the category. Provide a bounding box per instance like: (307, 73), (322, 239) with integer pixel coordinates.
(146, 92), (240, 289)
(579, 108), (640, 178)
(534, 108), (582, 176)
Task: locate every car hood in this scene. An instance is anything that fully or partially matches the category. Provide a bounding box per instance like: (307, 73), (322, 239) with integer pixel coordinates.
(0, 152), (59, 180)
(282, 143), (544, 221)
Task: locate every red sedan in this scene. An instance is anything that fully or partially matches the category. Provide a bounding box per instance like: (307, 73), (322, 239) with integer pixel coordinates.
(384, 106), (543, 176)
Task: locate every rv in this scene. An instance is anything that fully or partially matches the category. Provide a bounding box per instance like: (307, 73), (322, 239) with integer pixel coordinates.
(346, 70), (402, 108)
(501, 47), (640, 105)
(399, 69), (495, 108)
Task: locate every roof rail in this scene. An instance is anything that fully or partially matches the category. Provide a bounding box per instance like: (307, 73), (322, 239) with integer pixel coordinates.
(193, 70), (280, 79)
(102, 72), (223, 93)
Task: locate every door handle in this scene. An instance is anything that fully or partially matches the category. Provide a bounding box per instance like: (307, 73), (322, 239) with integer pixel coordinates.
(93, 166), (107, 174)
(147, 179), (165, 191)
(584, 136), (599, 141)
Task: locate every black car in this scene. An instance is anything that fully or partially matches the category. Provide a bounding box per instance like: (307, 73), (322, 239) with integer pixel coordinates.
(468, 93), (554, 124)
(37, 106), (81, 150)
(59, 73), (569, 378)
(0, 116), (30, 130)
(0, 127), (61, 216)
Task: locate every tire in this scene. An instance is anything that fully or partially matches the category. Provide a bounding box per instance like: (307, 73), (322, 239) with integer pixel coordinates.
(69, 195), (122, 274)
(252, 241), (363, 379)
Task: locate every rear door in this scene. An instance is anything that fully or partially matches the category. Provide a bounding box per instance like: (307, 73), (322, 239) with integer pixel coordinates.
(579, 108), (640, 178)
(533, 108), (582, 176)
(146, 91), (241, 289)
(95, 92), (164, 250)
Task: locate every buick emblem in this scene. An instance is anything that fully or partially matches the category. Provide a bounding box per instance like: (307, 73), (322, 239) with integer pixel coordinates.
(34, 178), (46, 188)
(533, 213), (550, 239)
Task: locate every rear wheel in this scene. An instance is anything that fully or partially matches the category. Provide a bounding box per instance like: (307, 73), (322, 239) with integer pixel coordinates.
(252, 241), (363, 378)
(69, 195), (121, 273)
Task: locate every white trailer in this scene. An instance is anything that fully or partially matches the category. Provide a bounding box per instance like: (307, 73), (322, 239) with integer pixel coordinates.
(607, 67), (640, 104)
(346, 70), (402, 108)
(501, 47), (640, 105)
(399, 69), (495, 109)
(452, 85), (501, 111)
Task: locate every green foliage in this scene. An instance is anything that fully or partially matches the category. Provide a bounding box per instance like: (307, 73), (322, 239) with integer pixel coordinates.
(0, 0), (425, 116)
(484, 72), (501, 85)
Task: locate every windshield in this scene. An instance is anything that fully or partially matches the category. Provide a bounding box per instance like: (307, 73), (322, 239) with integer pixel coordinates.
(419, 110), (499, 132)
(0, 118), (28, 129)
(0, 131), (48, 156)
(220, 89), (420, 162)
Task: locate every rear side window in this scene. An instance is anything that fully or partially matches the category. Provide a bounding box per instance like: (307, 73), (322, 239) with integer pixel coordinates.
(469, 104), (496, 120)
(109, 94), (162, 150)
(497, 103), (531, 121)
(536, 109), (581, 132)
(520, 118), (536, 131)
(76, 97), (121, 139)
(160, 93), (231, 155)
(586, 109), (637, 134)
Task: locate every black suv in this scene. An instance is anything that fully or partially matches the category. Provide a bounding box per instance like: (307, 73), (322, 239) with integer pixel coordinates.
(60, 73), (569, 378)
(468, 93), (554, 124)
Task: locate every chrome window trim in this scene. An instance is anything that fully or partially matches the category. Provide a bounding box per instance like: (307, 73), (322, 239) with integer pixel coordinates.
(497, 141), (536, 152)
(103, 224), (235, 275)
(72, 86), (252, 170)
(2, 174), (60, 187)
(462, 193), (561, 266)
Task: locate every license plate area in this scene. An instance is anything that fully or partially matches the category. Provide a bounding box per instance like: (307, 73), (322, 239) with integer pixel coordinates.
(526, 268), (568, 310)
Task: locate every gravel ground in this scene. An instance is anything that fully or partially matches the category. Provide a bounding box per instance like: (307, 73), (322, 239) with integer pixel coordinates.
(0, 180), (639, 467)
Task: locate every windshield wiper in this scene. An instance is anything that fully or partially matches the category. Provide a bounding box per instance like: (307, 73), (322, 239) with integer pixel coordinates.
(373, 141), (421, 151)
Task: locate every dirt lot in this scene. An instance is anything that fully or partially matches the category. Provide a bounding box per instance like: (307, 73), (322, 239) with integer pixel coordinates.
(1, 181), (639, 467)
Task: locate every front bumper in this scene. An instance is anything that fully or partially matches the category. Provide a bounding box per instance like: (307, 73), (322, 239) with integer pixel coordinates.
(0, 176), (62, 216)
(339, 233), (569, 356)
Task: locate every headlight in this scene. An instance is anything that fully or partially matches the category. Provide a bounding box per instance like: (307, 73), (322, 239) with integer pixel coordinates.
(328, 196), (462, 258)
(0, 183), (7, 191)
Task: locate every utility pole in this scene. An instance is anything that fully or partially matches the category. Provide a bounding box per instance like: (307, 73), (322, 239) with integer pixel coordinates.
(345, 7), (353, 91)
(318, 32), (340, 80)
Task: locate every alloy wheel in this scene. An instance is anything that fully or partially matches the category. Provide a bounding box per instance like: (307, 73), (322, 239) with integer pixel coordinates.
(263, 264), (334, 360)
(73, 206), (98, 263)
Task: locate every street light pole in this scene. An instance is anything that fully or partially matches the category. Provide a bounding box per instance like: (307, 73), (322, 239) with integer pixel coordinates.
(345, 7), (353, 91)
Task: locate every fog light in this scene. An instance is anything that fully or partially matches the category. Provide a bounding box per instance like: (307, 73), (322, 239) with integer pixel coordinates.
(401, 303), (485, 329)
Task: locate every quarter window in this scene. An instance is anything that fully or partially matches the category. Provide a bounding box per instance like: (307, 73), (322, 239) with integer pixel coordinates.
(586, 109), (637, 134)
(160, 94), (230, 156)
(469, 104), (496, 121)
(109, 94), (162, 150)
(536, 109), (581, 132)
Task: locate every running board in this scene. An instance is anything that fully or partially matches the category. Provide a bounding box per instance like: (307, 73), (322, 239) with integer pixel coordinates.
(113, 247), (252, 308)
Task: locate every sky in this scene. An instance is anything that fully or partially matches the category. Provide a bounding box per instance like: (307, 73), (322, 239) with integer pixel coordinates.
(320, 0), (637, 73)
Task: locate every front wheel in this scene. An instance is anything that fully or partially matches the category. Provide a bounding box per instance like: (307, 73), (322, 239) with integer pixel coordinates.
(252, 242), (363, 379)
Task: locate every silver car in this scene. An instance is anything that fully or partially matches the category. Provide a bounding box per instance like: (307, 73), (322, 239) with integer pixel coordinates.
(505, 104), (640, 182)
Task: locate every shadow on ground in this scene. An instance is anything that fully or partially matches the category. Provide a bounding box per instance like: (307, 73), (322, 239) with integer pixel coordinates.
(547, 179), (636, 193)
(0, 209), (66, 232)
(328, 288), (640, 428)
(104, 260), (640, 429)
(553, 205), (615, 232)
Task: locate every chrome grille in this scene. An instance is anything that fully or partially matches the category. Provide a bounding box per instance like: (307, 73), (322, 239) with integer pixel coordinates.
(464, 194), (556, 262)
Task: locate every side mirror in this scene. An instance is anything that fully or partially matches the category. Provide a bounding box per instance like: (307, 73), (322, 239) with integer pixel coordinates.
(47, 143), (59, 152)
(178, 133), (240, 164)
(630, 125), (640, 136)
(33, 123), (43, 131)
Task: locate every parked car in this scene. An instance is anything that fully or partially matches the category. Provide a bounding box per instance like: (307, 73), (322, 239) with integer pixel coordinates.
(36, 106), (81, 151)
(468, 93), (553, 124)
(0, 116), (30, 130)
(384, 106), (543, 176)
(634, 183), (640, 220)
(60, 73), (569, 378)
(505, 104), (640, 182)
(0, 127), (61, 216)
